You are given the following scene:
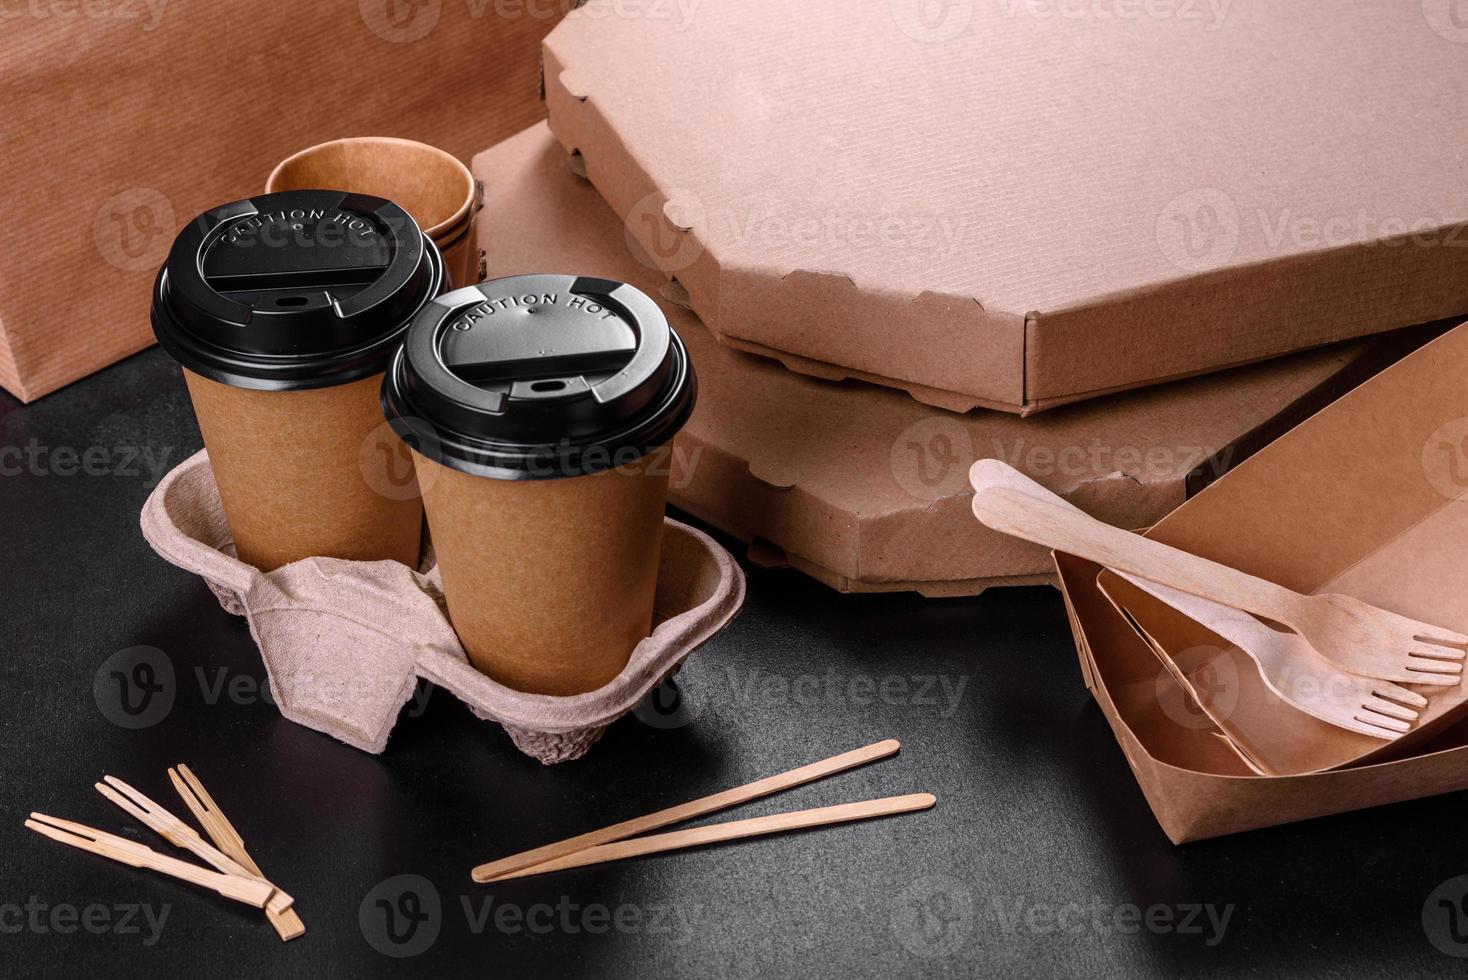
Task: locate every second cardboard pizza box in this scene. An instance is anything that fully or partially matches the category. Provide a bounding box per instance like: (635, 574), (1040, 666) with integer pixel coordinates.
(1057, 320), (1468, 842)
(473, 124), (1432, 596)
(542, 2), (1468, 415)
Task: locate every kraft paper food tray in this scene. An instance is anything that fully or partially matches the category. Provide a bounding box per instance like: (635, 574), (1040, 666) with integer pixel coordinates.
(1056, 320), (1468, 842)
(541, 2), (1468, 415)
(0, 0), (561, 403)
(473, 124), (1437, 596)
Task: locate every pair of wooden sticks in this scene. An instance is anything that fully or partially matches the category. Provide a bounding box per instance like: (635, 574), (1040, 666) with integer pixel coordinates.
(472, 738), (933, 883)
(26, 764), (303, 942)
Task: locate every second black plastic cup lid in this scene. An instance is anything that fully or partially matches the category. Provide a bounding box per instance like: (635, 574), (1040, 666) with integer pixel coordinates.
(383, 274), (697, 479)
(151, 189), (442, 389)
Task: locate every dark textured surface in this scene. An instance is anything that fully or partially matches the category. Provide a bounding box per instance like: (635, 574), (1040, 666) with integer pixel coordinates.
(3, 348), (1468, 978)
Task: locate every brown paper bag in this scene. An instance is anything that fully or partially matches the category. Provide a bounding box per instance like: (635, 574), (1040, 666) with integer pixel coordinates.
(0, 0), (561, 402)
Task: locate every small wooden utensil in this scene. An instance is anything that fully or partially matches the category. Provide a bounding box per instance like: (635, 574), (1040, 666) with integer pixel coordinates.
(473, 738), (901, 884)
(96, 777), (296, 918)
(969, 459), (1467, 686)
(26, 814), (275, 908)
(489, 794), (937, 882)
(168, 765), (305, 942)
(1117, 574), (1427, 739)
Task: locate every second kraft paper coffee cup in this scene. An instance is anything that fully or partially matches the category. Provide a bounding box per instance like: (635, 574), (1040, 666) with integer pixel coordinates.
(151, 190), (445, 571)
(266, 137), (482, 289)
(381, 275), (698, 696)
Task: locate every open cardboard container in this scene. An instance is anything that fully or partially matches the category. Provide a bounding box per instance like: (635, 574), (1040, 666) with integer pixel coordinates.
(475, 124), (1444, 596)
(0, 0), (561, 403)
(543, 2), (1468, 415)
(1058, 321), (1468, 842)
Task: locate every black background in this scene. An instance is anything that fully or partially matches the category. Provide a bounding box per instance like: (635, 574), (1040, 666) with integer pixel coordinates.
(4, 347), (1468, 978)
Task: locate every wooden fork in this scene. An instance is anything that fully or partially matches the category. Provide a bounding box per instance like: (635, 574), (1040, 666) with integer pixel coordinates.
(96, 776), (295, 919)
(168, 764), (305, 942)
(26, 814), (275, 908)
(969, 459), (1468, 686)
(1117, 573), (1427, 739)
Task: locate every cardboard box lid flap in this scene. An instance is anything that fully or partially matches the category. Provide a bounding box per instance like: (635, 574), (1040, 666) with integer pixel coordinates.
(544, 2), (1468, 409)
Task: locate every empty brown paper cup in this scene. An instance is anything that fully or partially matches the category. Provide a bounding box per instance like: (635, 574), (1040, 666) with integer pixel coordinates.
(381, 275), (698, 696)
(267, 137), (482, 288)
(152, 190), (446, 571)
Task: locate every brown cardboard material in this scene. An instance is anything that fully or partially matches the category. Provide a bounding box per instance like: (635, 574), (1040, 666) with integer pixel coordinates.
(414, 453), (669, 697)
(472, 124), (1434, 595)
(266, 138), (483, 288)
(1057, 321), (1468, 841)
(1097, 571), (1468, 776)
(0, 1), (560, 403)
(185, 370), (421, 573)
(542, 2), (1468, 414)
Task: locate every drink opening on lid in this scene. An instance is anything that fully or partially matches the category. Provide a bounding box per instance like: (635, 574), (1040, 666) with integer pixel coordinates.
(150, 189), (444, 392)
(381, 274), (697, 480)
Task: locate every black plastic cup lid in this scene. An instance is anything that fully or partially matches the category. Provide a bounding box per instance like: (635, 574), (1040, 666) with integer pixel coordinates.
(151, 189), (443, 390)
(382, 274), (697, 480)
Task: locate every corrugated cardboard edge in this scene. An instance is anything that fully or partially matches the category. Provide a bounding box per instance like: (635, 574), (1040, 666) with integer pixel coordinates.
(1057, 317), (1468, 841)
(1028, 241), (1468, 403)
(1057, 551), (1468, 844)
(482, 120), (1435, 596)
(541, 30), (1468, 416)
(666, 427), (1132, 597)
(671, 331), (1418, 596)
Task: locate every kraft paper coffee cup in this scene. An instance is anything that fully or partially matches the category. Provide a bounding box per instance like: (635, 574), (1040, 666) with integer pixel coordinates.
(266, 137), (482, 289)
(152, 190), (445, 571)
(382, 275), (698, 696)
